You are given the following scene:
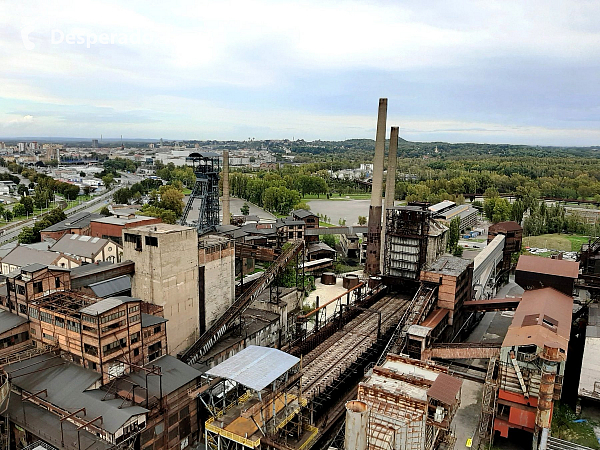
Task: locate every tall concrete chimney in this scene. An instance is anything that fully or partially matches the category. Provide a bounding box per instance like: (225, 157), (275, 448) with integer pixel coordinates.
(380, 126), (399, 273)
(222, 150), (230, 225)
(365, 98), (387, 276)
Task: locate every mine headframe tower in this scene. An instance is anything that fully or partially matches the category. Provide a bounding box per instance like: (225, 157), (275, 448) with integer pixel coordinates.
(180, 152), (221, 235)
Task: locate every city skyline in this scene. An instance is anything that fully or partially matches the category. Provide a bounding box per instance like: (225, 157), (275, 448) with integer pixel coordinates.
(2, 1), (600, 145)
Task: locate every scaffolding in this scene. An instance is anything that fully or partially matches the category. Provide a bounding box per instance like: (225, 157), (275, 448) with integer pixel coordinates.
(181, 152), (221, 235)
(383, 206), (431, 281)
(200, 348), (305, 450)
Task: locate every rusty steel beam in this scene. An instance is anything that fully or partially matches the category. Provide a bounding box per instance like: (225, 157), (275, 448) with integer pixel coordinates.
(422, 343), (501, 360)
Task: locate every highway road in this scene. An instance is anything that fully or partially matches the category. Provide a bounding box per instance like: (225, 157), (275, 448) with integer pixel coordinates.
(0, 187), (118, 245)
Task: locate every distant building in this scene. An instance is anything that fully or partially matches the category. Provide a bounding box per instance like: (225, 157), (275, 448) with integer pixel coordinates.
(90, 215), (162, 245)
(40, 211), (103, 241)
(50, 233), (121, 264)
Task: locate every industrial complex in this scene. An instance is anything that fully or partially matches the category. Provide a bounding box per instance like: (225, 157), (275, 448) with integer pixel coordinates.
(0, 99), (599, 450)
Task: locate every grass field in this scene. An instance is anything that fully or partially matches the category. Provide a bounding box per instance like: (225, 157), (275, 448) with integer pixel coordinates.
(523, 233), (590, 252)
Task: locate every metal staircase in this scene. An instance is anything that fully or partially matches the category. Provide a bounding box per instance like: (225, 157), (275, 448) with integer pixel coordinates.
(181, 240), (305, 364)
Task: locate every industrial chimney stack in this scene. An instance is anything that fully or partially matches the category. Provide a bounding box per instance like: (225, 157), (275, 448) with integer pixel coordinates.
(365, 98), (387, 276)
(380, 126), (399, 273)
(222, 150), (230, 225)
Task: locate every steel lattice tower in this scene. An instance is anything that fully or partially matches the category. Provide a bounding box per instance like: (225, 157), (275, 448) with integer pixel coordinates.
(180, 152), (221, 235)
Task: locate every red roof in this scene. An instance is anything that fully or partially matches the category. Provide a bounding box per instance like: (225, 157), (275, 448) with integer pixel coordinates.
(516, 255), (579, 279)
(427, 372), (462, 405)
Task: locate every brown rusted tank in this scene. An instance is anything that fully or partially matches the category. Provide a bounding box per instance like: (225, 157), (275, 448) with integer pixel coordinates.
(344, 400), (369, 450)
(368, 276), (382, 289)
(343, 274), (360, 289)
(321, 272), (337, 285)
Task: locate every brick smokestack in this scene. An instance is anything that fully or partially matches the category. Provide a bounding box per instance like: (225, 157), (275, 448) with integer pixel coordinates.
(365, 98), (387, 276)
(222, 150), (230, 225)
(380, 126), (399, 273)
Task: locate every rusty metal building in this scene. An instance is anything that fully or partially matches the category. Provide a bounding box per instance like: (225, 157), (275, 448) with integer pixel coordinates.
(487, 221), (523, 271)
(494, 287), (572, 445)
(515, 255), (579, 296)
(348, 354), (462, 450)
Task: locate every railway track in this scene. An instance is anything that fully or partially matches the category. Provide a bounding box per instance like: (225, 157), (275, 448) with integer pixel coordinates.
(300, 294), (410, 400)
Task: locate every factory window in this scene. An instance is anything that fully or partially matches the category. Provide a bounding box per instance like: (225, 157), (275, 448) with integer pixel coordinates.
(103, 337), (127, 355)
(84, 344), (98, 356)
(55, 316), (65, 328)
(40, 311), (53, 324)
(83, 325), (95, 333)
(154, 325), (161, 334)
(33, 281), (43, 294)
(66, 320), (80, 333)
(169, 413), (178, 427)
(155, 422), (164, 436)
(179, 405), (189, 420)
(129, 314), (140, 323)
(542, 315), (558, 330)
(128, 305), (139, 313)
(168, 428), (178, 442)
(125, 233), (142, 251)
(131, 332), (140, 344)
(82, 315), (97, 324)
(19, 304), (27, 315)
(133, 348), (140, 356)
(55, 277), (61, 288)
(101, 320), (125, 333)
(101, 310), (126, 323)
(17, 285), (25, 296)
(42, 333), (55, 341)
(145, 236), (158, 247)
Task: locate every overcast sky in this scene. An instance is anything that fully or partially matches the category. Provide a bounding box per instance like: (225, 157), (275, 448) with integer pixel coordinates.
(1, 1), (600, 145)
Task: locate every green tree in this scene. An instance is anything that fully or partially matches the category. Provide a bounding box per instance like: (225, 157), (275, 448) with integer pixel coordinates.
(358, 215), (367, 225)
(20, 196), (34, 214)
(12, 203), (26, 217)
(18, 227), (36, 244)
(322, 234), (336, 249)
(159, 186), (184, 216)
(102, 174), (115, 190)
(17, 184), (28, 197)
(100, 206), (111, 216)
(240, 203), (250, 216)
(448, 217), (461, 251)
(113, 188), (132, 205)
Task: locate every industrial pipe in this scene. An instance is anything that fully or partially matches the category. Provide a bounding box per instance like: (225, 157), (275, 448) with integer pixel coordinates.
(344, 400), (370, 450)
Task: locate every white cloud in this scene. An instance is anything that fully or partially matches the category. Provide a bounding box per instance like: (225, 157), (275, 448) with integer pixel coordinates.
(1, 0), (600, 143)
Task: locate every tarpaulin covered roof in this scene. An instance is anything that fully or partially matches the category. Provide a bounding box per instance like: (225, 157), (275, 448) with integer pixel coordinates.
(206, 345), (299, 391)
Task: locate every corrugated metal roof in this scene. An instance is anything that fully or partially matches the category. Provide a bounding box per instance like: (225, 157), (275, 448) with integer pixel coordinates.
(428, 200), (455, 213)
(21, 263), (48, 273)
(206, 345), (300, 391)
(51, 233), (112, 258)
(125, 355), (201, 397)
(79, 296), (139, 316)
(0, 309), (27, 335)
(502, 287), (573, 358)
(141, 313), (168, 328)
(42, 212), (102, 232)
(516, 255), (579, 279)
(1, 246), (60, 268)
(4, 354), (148, 434)
(88, 275), (131, 298)
(427, 372), (462, 405)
